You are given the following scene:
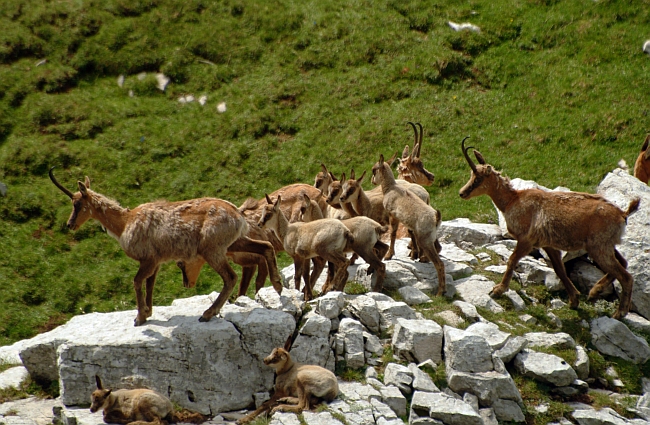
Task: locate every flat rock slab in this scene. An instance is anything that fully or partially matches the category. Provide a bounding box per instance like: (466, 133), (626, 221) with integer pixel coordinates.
(0, 396), (61, 425)
(0, 366), (29, 390)
(410, 391), (483, 425)
(452, 275), (504, 314)
(514, 350), (578, 387)
(591, 316), (650, 364)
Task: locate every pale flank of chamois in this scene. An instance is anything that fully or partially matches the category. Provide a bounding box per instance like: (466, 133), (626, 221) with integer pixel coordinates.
(50, 168), (281, 326)
(300, 194), (388, 292)
(240, 183), (329, 223)
(633, 134), (650, 184)
(177, 211), (284, 297)
(90, 375), (205, 425)
(459, 138), (641, 319)
(259, 195), (353, 299)
(339, 169), (431, 261)
(237, 339), (338, 424)
(371, 154), (447, 296)
(397, 122), (436, 186)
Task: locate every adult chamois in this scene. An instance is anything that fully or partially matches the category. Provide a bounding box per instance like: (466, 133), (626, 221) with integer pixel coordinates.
(634, 134), (650, 184)
(397, 122), (436, 186)
(370, 154), (447, 296)
(459, 138), (640, 319)
(49, 167), (281, 326)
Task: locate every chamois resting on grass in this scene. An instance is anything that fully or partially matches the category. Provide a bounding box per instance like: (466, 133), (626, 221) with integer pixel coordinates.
(237, 339), (338, 424)
(370, 153), (447, 296)
(634, 134), (650, 184)
(49, 167), (281, 326)
(459, 138), (640, 319)
(300, 194), (389, 292)
(259, 195), (353, 299)
(90, 375), (206, 425)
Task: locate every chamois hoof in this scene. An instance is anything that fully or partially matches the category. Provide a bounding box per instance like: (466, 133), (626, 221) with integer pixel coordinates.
(568, 298), (580, 310)
(489, 286), (506, 298)
(134, 317), (147, 327)
(198, 315), (212, 323)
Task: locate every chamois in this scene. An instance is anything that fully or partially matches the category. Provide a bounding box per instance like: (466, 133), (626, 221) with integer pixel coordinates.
(633, 134), (650, 184)
(317, 167), (356, 219)
(237, 339), (338, 424)
(90, 375), (205, 425)
(300, 194), (388, 292)
(459, 138), (640, 319)
(240, 184), (328, 222)
(50, 167), (281, 326)
(339, 169), (432, 261)
(259, 195), (353, 299)
(371, 154), (447, 296)
(397, 122), (436, 186)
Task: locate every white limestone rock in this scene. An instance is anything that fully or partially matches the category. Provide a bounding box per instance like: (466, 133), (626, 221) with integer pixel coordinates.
(514, 349), (578, 387)
(376, 301), (417, 332)
(524, 332), (576, 350)
(451, 275), (505, 313)
(437, 218), (502, 247)
(299, 313), (331, 338)
(410, 391), (483, 425)
(0, 366), (29, 390)
(485, 244), (513, 261)
(446, 367), (523, 406)
(379, 385), (407, 417)
(465, 321), (511, 351)
(255, 287), (304, 318)
(574, 346), (590, 380)
(290, 334), (335, 372)
(337, 381), (382, 403)
(433, 310), (465, 327)
(623, 312), (650, 334)
(494, 336), (528, 364)
(392, 319), (443, 364)
(452, 300), (482, 323)
(571, 407), (631, 425)
(590, 316), (650, 364)
(438, 243), (478, 265)
(398, 287), (431, 306)
(479, 408), (499, 425)
(317, 292), (346, 319)
(270, 412), (302, 425)
(443, 326), (494, 373)
(339, 318), (366, 369)
(302, 411), (344, 425)
(492, 399), (525, 423)
(383, 363), (413, 395)
(408, 363), (439, 393)
(347, 295), (381, 333)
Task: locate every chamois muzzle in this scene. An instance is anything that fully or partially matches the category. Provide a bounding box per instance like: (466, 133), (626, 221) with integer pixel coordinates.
(49, 166), (74, 199)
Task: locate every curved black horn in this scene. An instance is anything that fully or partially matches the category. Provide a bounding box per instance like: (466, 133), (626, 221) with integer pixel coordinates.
(461, 136), (476, 173)
(49, 166), (73, 199)
(407, 122), (418, 159)
(415, 122), (424, 157)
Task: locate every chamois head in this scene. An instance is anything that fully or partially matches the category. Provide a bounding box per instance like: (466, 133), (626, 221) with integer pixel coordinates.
(263, 336), (294, 369)
(339, 169), (366, 203)
(325, 172), (344, 206)
(459, 137), (497, 200)
(314, 164), (333, 193)
(371, 152), (397, 186)
(259, 195), (282, 230)
(397, 122), (435, 186)
(49, 167), (93, 231)
(633, 134), (650, 184)
(90, 375), (112, 413)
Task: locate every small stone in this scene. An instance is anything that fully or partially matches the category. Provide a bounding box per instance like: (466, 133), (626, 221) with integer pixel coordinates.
(519, 314), (537, 325)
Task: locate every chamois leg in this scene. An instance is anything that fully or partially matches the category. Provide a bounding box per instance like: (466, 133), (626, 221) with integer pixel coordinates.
(133, 261), (159, 326)
(320, 251), (350, 293)
(357, 248), (385, 293)
(228, 237), (282, 293)
(416, 234), (446, 296)
(543, 247), (580, 309)
(237, 266), (257, 297)
(384, 216), (400, 260)
(254, 261), (269, 293)
(271, 381), (310, 414)
(490, 240), (533, 298)
(308, 257), (326, 298)
(588, 248), (633, 320)
(237, 393), (286, 424)
(177, 258), (206, 289)
(144, 266), (160, 318)
(200, 256), (238, 322)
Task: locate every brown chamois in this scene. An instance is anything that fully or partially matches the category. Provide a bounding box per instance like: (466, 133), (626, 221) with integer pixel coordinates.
(240, 184), (328, 222)
(339, 169), (432, 261)
(90, 375), (206, 425)
(319, 168), (356, 219)
(259, 195), (353, 299)
(397, 122), (436, 186)
(633, 134), (650, 184)
(459, 138), (640, 319)
(371, 154), (447, 296)
(300, 194), (388, 292)
(50, 167), (281, 326)
(237, 339), (338, 424)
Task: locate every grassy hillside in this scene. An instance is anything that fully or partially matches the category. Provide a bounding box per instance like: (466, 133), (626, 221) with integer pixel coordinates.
(0, 0), (649, 346)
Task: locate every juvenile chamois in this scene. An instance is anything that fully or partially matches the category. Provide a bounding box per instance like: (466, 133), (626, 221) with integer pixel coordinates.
(314, 165), (355, 219)
(300, 194), (388, 292)
(90, 375), (205, 425)
(237, 338), (338, 424)
(397, 122), (436, 186)
(633, 134), (650, 184)
(371, 154), (447, 296)
(240, 183), (328, 222)
(259, 195), (353, 299)
(459, 138), (640, 319)
(50, 167), (281, 326)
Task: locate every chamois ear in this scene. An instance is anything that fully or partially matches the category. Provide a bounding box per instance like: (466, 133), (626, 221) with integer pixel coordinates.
(320, 163), (328, 173)
(302, 193), (310, 202)
(283, 334), (293, 351)
(274, 196), (282, 208)
(357, 170), (366, 183)
(95, 375), (103, 390)
(402, 145), (410, 159)
(379, 154), (385, 165)
(84, 176), (91, 189)
(265, 194), (273, 204)
(341, 172), (346, 182)
(387, 151), (398, 166)
(642, 134), (650, 153)
(350, 169), (355, 180)
(78, 181), (88, 196)
(474, 150), (487, 165)
(329, 172), (338, 181)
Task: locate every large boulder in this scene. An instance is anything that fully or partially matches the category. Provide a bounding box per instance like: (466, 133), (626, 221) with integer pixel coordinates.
(445, 368), (522, 407)
(392, 319), (443, 364)
(597, 168), (650, 320)
(437, 218), (503, 247)
(513, 350), (578, 387)
(590, 316), (650, 364)
(410, 391), (483, 425)
(19, 298), (295, 415)
(443, 327), (494, 373)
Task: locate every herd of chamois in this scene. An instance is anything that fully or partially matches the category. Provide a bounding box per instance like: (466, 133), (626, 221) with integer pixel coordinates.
(49, 126), (648, 326)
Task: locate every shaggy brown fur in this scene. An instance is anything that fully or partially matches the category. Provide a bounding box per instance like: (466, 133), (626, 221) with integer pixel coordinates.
(633, 134), (650, 184)
(90, 376), (206, 425)
(49, 168), (281, 326)
(459, 139), (640, 319)
(237, 341), (338, 424)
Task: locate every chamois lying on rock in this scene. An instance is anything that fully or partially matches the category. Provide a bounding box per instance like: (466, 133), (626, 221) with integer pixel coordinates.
(237, 339), (339, 424)
(459, 138), (640, 319)
(90, 375), (206, 425)
(49, 167), (281, 326)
